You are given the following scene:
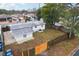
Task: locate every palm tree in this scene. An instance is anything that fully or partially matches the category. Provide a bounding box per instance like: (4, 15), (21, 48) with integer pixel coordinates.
(60, 3), (79, 38)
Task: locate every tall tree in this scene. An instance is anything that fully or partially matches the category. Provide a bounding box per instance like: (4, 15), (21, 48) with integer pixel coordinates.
(37, 3), (79, 38)
(60, 3), (79, 38)
(36, 3), (65, 28)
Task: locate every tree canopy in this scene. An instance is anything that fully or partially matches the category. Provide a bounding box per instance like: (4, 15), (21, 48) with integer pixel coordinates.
(0, 9), (28, 15)
(36, 3), (66, 28)
(36, 3), (79, 38)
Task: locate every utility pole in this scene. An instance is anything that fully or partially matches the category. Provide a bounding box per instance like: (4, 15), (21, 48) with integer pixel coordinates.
(39, 3), (42, 19)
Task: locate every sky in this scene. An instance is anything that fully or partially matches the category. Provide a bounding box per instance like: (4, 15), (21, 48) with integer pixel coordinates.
(0, 3), (44, 10)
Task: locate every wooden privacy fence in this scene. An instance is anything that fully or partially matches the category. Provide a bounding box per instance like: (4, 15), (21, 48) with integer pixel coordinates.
(48, 33), (68, 48)
(12, 42), (47, 56)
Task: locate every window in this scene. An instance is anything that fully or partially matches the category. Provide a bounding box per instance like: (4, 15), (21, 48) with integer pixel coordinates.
(39, 29), (42, 31)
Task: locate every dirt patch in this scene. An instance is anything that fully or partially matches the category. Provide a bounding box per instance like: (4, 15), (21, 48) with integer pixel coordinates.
(39, 37), (79, 56)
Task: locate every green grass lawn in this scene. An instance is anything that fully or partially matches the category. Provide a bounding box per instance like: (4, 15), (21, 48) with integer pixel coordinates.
(34, 29), (65, 41)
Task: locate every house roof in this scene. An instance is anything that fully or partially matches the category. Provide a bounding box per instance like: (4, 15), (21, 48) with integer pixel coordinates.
(0, 15), (12, 19)
(3, 19), (45, 45)
(9, 22), (33, 30)
(9, 20), (45, 30)
(11, 27), (33, 41)
(4, 23), (33, 45)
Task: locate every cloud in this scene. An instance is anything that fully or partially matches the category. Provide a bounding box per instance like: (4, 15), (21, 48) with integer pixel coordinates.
(0, 4), (6, 8)
(0, 3), (17, 10)
(0, 3), (44, 10)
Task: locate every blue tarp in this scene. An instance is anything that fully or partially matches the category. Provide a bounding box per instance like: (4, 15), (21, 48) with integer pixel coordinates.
(5, 49), (13, 56)
(0, 42), (3, 51)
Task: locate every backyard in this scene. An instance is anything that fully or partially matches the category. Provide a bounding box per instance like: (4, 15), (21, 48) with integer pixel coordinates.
(34, 29), (79, 56)
(34, 29), (65, 41)
(36, 3), (79, 56)
(4, 28), (79, 56)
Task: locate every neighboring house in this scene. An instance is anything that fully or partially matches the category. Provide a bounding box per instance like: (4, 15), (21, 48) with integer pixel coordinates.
(54, 22), (62, 27)
(3, 18), (45, 45)
(32, 20), (45, 32)
(26, 18), (45, 32)
(4, 22), (34, 45)
(0, 14), (45, 45)
(0, 15), (17, 25)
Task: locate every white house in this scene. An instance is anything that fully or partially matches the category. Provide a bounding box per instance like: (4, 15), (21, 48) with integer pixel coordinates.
(32, 21), (45, 32)
(26, 18), (45, 32)
(4, 17), (45, 45)
(7, 20), (45, 44)
(54, 22), (62, 27)
(8, 23), (34, 44)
